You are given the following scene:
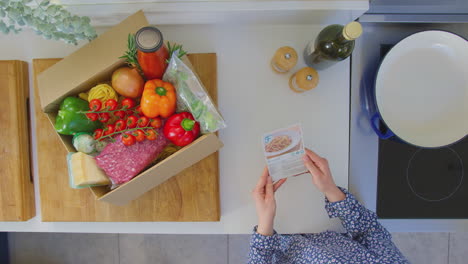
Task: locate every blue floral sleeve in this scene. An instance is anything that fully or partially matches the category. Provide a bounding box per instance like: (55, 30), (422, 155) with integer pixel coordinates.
(325, 187), (404, 256)
(248, 226), (280, 264)
(247, 188), (409, 264)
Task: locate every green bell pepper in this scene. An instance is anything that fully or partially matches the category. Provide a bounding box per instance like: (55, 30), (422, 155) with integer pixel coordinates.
(54, 97), (101, 135)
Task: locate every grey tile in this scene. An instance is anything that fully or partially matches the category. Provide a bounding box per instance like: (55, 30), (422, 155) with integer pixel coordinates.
(8, 232), (119, 264)
(449, 233), (468, 264)
(119, 234), (228, 264)
(391, 232), (449, 264)
(228, 235), (250, 264)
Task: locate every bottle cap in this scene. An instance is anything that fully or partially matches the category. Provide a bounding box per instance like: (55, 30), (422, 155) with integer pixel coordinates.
(135, 27), (164, 53)
(289, 67), (319, 93)
(271, 46), (298, 73)
(343, 22), (363, 40)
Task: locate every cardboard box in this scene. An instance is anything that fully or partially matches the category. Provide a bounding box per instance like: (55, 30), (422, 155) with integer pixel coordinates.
(37, 11), (223, 205)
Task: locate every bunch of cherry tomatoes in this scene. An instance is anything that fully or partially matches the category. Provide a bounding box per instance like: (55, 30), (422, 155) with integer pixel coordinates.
(85, 98), (163, 146)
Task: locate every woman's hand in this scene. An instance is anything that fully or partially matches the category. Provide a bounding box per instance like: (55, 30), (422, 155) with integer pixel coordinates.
(302, 148), (345, 202)
(252, 167), (287, 236)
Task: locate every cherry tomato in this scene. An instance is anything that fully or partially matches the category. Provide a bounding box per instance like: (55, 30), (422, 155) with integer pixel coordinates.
(89, 99), (102, 111)
(137, 116), (149, 127)
(114, 110), (126, 119)
(105, 99), (118, 111)
(86, 112), (99, 121)
(93, 129), (103, 140)
(99, 112), (110, 123)
(150, 118), (162, 129)
(126, 115), (138, 128)
(146, 129), (158, 140)
(122, 98), (135, 109)
(133, 129), (146, 142)
(115, 119), (126, 131)
(121, 133), (136, 146)
(103, 124), (115, 136)
(126, 109), (134, 116)
(135, 105), (142, 116)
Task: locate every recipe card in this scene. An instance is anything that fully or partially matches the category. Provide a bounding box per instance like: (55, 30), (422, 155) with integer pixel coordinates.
(262, 124), (308, 182)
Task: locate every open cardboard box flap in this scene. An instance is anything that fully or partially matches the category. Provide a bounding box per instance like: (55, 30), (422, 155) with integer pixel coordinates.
(37, 11), (149, 113)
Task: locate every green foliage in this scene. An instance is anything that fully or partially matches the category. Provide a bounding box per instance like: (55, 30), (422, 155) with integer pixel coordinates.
(119, 33), (142, 72)
(166, 41), (187, 63)
(0, 0), (97, 45)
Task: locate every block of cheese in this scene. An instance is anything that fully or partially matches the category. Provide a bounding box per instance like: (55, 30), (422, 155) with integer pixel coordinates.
(67, 152), (111, 188)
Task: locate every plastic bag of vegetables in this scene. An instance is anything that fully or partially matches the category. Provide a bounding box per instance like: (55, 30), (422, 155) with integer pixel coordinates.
(163, 52), (226, 133)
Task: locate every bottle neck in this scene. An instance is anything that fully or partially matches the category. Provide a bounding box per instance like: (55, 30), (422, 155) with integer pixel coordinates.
(336, 31), (352, 44)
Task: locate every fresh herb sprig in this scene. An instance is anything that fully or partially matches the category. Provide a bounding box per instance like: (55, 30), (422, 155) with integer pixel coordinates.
(167, 41), (187, 63)
(119, 33), (143, 74)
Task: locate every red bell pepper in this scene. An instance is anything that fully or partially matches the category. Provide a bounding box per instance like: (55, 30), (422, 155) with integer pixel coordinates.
(163, 112), (200, 146)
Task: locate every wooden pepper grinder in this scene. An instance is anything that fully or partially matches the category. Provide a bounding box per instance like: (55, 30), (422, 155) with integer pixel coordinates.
(289, 67), (319, 93)
(271, 46), (298, 73)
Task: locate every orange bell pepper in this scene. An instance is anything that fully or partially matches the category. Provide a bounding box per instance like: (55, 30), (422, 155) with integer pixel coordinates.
(140, 79), (176, 118)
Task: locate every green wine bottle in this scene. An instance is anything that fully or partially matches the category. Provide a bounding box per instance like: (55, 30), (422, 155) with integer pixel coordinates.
(304, 22), (363, 70)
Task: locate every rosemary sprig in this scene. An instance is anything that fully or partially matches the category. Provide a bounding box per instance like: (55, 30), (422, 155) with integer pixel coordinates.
(166, 41), (187, 63)
(119, 33), (143, 74)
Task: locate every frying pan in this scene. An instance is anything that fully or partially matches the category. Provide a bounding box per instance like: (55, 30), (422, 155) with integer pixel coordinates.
(370, 30), (468, 148)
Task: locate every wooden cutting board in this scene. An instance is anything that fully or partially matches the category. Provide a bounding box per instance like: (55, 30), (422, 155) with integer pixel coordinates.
(33, 54), (220, 221)
(0, 61), (35, 221)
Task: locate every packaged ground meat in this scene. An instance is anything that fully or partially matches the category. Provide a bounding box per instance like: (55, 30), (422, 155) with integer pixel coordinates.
(95, 129), (169, 184)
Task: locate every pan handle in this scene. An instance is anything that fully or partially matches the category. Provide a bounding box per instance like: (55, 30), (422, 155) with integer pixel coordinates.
(370, 113), (394, 139)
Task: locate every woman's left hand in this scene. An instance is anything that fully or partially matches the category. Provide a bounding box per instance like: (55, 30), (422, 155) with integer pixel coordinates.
(252, 167), (287, 236)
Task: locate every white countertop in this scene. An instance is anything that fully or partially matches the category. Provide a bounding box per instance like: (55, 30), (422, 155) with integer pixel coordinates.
(0, 24), (349, 234)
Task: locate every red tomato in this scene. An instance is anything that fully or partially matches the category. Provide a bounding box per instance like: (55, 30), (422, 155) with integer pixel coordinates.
(115, 119), (126, 131)
(150, 117), (162, 129)
(135, 105), (142, 116)
(105, 99), (118, 111)
(86, 112), (99, 121)
(121, 133), (136, 146)
(89, 99), (102, 111)
(126, 109), (134, 116)
(126, 115), (138, 128)
(137, 116), (149, 127)
(114, 110), (126, 119)
(133, 129), (146, 142)
(99, 112), (110, 123)
(103, 124), (115, 136)
(146, 129), (158, 140)
(122, 98), (135, 109)
(93, 129), (103, 140)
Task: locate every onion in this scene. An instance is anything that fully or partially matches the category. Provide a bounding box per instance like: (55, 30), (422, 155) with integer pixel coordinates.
(111, 67), (144, 98)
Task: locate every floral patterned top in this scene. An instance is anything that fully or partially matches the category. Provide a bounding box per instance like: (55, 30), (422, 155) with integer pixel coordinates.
(248, 188), (409, 264)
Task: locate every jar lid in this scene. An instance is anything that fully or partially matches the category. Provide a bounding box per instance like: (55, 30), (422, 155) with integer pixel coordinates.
(343, 22), (363, 40)
(289, 67), (319, 92)
(135, 26), (164, 53)
(271, 46), (298, 73)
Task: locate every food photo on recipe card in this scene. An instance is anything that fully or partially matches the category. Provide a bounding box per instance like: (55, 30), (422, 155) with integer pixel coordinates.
(262, 124), (308, 182)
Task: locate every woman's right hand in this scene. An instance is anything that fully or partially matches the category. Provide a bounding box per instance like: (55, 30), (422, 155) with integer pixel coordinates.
(302, 148), (345, 202)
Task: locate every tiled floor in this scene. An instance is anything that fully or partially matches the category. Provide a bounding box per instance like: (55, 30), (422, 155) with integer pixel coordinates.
(6, 232), (468, 264)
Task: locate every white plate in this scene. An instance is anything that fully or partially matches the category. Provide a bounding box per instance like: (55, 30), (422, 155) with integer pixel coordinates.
(375, 30), (468, 148)
(264, 130), (301, 157)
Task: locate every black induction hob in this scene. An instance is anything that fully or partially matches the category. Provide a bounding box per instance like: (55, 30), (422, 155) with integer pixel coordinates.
(375, 44), (468, 219)
(377, 137), (468, 218)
